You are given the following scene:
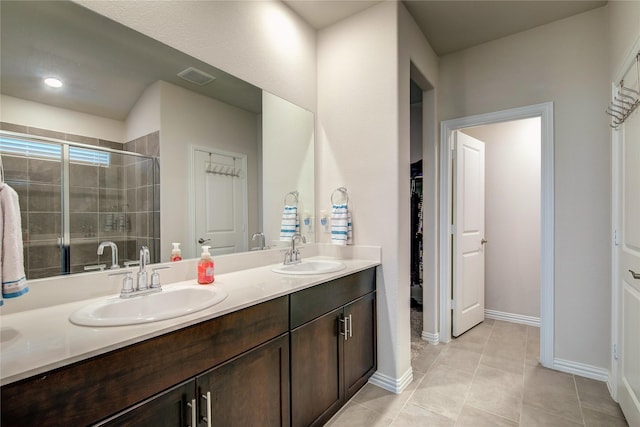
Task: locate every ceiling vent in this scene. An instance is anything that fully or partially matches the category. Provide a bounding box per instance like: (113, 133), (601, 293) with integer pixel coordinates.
(177, 67), (216, 86)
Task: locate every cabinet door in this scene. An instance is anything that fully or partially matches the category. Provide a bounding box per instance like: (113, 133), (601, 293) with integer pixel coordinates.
(196, 334), (290, 427)
(291, 307), (344, 427)
(343, 292), (377, 400)
(96, 380), (195, 427)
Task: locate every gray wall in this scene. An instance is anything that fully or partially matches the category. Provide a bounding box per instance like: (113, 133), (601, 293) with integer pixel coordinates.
(439, 7), (610, 369)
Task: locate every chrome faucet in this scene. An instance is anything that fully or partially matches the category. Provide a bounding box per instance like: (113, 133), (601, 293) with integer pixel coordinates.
(284, 233), (306, 265)
(137, 245), (150, 291)
(97, 241), (119, 269)
(252, 232), (266, 250)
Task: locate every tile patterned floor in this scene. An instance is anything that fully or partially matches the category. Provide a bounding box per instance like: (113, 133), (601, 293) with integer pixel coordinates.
(326, 309), (628, 426)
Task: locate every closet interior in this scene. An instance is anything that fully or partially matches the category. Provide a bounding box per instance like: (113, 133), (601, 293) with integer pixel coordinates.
(410, 79), (423, 307)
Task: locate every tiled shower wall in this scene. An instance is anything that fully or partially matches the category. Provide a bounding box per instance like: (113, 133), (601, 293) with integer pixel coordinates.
(0, 122), (160, 279)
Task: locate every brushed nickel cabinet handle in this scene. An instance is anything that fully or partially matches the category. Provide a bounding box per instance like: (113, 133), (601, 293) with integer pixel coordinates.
(630, 270), (640, 280)
(187, 398), (197, 427)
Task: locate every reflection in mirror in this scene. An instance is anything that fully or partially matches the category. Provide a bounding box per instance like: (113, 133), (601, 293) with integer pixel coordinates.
(0, 0), (314, 280)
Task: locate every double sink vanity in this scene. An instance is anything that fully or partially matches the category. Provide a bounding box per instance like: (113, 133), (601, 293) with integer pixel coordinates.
(0, 247), (379, 426)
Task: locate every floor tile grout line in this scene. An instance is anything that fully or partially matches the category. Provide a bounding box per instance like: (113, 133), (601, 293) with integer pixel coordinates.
(573, 374), (587, 426)
(520, 325), (532, 426)
(389, 340), (448, 426)
(453, 320), (496, 425)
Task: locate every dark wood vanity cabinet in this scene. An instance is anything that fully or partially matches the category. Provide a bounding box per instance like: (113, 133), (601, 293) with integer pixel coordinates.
(1, 296), (289, 427)
(290, 268), (377, 427)
(100, 333), (290, 427)
(0, 267), (376, 427)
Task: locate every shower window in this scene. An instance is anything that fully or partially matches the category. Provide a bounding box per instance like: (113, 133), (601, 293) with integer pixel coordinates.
(0, 132), (160, 279)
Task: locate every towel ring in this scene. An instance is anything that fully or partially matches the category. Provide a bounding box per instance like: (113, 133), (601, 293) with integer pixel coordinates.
(331, 187), (349, 205)
(284, 191), (299, 206)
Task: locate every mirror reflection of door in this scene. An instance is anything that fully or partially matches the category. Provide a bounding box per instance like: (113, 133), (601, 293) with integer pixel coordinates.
(192, 147), (247, 256)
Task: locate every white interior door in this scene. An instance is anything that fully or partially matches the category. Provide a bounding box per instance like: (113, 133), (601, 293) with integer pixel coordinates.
(453, 131), (486, 337)
(617, 106), (640, 425)
(193, 148), (247, 256)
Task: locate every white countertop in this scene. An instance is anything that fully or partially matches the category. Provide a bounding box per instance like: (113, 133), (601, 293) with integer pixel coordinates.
(0, 256), (379, 385)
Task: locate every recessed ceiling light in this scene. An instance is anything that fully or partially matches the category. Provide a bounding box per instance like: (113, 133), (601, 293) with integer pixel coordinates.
(44, 77), (63, 88)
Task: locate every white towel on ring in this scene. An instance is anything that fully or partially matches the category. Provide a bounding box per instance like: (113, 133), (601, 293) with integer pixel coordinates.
(331, 203), (352, 245)
(279, 205), (300, 241)
(0, 182), (28, 305)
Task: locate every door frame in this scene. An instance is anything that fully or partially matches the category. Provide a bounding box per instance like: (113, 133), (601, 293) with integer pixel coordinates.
(189, 145), (249, 257)
(439, 102), (554, 368)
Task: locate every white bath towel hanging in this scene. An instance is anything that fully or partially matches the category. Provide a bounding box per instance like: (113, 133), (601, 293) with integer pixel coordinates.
(331, 203), (353, 245)
(279, 205), (300, 241)
(0, 182), (28, 305)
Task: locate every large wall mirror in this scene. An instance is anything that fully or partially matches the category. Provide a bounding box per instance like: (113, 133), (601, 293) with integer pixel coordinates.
(0, 1), (314, 280)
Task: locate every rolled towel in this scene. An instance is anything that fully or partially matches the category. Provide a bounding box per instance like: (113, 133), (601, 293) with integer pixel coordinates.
(0, 182), (28, 305)
(279, 205), (300, 241)
(331, 203), (353, 245)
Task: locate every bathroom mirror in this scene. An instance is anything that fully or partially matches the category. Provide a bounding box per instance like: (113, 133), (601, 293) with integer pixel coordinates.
(0, 0), (314, 279)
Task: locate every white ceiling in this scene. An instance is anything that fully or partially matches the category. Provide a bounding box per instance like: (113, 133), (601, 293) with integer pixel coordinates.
(283, 0), (607, 55)
(1, 1), (608, 122)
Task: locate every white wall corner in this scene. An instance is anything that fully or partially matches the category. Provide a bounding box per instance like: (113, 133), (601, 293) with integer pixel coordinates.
(368, 367), (413, 394)
(421, 331), (440, 345)
(553, 358), (609, 382)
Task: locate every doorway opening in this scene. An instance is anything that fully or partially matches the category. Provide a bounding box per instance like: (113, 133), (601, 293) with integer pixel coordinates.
(409, 79), (424, 344)
(439, 103), (554, 368)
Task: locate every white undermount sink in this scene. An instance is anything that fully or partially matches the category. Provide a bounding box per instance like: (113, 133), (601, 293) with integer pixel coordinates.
(69, 284), (228, 327)
(272, 260), (346, 275)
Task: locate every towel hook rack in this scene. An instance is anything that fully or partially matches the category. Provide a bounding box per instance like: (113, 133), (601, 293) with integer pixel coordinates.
(331, 187), (349, 205)
(606, 52), (640, 129)
(284, 190), (299, 206)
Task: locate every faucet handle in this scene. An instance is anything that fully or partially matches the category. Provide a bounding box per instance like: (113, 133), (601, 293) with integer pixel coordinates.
(84, 264), (106, 272)
(109, 270), (134, 296)
(150, 266), (170, 289)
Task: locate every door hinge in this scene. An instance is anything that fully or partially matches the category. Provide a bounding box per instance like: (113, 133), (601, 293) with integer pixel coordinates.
(614, 229), (620, 246)
(450, 299), (456, 310)
(450, 224), (456, 235)
(613, 343), (618, 360)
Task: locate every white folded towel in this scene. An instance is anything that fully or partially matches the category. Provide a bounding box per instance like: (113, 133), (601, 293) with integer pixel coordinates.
(331, 203), (353, 245)
(279, 205), (300, 241)
(0, 182), (28, 305)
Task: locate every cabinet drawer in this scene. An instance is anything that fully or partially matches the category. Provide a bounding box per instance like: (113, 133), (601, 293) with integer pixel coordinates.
(1, 295), (289, 427)
(290, 268), (375, 329)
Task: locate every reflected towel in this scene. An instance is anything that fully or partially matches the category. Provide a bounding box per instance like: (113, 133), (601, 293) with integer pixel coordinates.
(331, 204), (352, 245)
(0, 182), (28, 305)
(279, 205), (300, 241)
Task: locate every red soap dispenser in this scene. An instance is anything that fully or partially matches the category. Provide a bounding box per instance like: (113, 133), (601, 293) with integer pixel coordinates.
(197, 245), (215, 284)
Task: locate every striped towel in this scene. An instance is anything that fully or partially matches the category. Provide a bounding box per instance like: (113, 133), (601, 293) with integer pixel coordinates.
(331, 204), (353, 245)
(0, 182), (28, 305)
(279, 205), (300, 241)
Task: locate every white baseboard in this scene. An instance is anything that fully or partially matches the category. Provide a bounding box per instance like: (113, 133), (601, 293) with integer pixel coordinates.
(553, 358), (609, 382)
(368, 367), (413, 394)
(485, 309), (541, 327)
(421, 331), (439, 345)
